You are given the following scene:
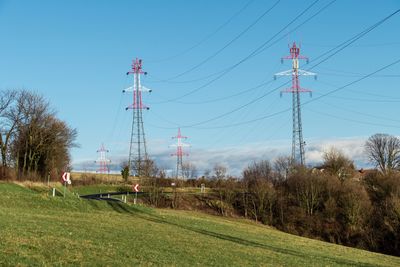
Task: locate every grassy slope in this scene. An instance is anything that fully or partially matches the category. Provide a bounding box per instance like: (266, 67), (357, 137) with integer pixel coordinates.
(0, 183), (399, 266)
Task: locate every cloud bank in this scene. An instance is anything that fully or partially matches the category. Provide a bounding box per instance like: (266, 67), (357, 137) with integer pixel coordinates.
(73, 136), (370, 177)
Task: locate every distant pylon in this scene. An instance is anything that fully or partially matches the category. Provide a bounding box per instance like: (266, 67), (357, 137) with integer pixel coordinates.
(274, 42), (316, 165)
(170, 128), (190, 178)
(95, 143), (111, 173)
(123, 58), (151, 176)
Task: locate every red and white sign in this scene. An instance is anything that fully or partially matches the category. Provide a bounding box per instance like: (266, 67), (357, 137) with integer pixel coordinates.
(62, 172), (71, 185)
(133, 184), (140, 192)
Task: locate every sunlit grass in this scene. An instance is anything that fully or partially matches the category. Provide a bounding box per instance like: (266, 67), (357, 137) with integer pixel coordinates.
(0, 182), (399, 266)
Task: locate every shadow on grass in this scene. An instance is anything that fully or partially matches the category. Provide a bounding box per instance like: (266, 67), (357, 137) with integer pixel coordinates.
(99, 204), (377, 267)
(106, 201), (134, 213)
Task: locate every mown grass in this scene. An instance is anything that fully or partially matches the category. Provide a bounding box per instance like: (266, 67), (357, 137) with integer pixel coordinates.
(0, 182), (399, 266)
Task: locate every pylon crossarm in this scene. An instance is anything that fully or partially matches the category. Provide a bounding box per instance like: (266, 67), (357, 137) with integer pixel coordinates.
(180, 143), (190, 147)
(125, 104), (150, 110)
(281, 87), (312, 93)
(274, 69), (293, 76)
(297, 69), (316, 76)
(123, 85), (152, 93)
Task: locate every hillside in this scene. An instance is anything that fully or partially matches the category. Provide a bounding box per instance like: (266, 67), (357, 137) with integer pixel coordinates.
(0, 182), (399, 266)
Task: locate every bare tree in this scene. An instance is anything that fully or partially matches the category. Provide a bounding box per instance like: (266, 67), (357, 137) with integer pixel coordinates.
(243, 160), (272, 181)
(182, 162), (197, 179)
(11, 91), (77, 179)
(322, 147), (355, 180)
(242, 160), (276, 224)
(273, 156), (294, 181)
(213, 163), (227, 179)
(365, 133), (400, 174)
(203, 169), (211, 178)
(0, 90), (23, 172)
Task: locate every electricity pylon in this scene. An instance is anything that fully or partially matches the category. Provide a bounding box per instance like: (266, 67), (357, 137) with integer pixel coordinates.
(170, 128), (190, 178)
(275, 43), (316, 166)
(123, 58), (151, 176)
(95, 143), (111, 173)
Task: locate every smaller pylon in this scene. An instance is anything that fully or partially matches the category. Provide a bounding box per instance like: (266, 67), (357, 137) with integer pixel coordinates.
(95, 143), (111, 173)
(170, 128), (190, 178)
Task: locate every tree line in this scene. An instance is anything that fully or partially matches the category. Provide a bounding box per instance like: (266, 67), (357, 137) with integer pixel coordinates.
(0, 89), (77, 180)
(140, 133), (399, 256)
(187, 134), (399, 256)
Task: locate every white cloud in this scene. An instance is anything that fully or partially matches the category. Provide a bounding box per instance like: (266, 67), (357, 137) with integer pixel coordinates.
(73, 136), (371, 176)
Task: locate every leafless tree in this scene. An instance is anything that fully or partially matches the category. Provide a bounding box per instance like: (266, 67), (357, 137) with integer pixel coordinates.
(182, 162), (197, 179)
(243, 160), (272, 181)
(273, 156), (294, 181)
(242, 160), (276, 224)
(203, 169), (211, 178)
(322, 147), (355, 180)
(10, 91), (77, 179)
(0, 90), (19, 172)
(365, 133), (400, 174)
(213, 163), (227, 179)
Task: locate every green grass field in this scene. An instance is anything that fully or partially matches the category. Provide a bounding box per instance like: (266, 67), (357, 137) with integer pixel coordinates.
(0, 182), (399, 266)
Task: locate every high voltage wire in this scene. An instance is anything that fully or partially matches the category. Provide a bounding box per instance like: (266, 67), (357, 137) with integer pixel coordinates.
(150, 0), (336, 106)
(157, 2), (398, 107)
(319, 94), (400, 103)
(312, 99), (400, 123)
(195, 57), (400, 130)
(303, 41), (400, 48)
(146, 0), (254, 64)
(151, 0), (335, 88)
(151, 0), (326, 104)
(309, 9), (400, 68)
(161, 0), (281, 81)
(155, 8), (400, 129)
(151, 56), (400, 131)
(149, 77), (275, 105)
(314, 79), (400, 100)
(306, 108), (400, 129)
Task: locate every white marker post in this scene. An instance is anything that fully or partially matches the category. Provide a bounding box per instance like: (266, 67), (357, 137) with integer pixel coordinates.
(61, 172), (71, 198)
(133, 184), (140, 205)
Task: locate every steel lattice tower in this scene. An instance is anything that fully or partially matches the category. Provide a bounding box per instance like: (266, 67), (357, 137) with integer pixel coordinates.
(170, 128), (190, 178)
(275, 43), (316, 165)
(123, 58), (151, 176)
(95, 143), (111, 173)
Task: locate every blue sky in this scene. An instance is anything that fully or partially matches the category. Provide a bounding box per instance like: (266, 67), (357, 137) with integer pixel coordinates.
(1, 0), (399, 175)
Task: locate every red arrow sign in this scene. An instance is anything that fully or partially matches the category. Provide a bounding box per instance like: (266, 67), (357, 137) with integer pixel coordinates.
(133, 184), (140, 192)
(62, 172), (67, 182)
(61, 172), (71, 184)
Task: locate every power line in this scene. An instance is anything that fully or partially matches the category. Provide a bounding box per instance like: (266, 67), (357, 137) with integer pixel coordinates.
(180, 8), (400, 127)
(152, 0), (327, 104)
(146, 0), (324, 86)
(315, 79), (400, 100)
(189, 57), (400, 130)
(306, 108), (400, 129)
(148, 7), (400, 131)
(162, 0), (281, 81)
(311, 99), (400, 123)
(309, 9), (400, 68)
(146, 0), (255, 64)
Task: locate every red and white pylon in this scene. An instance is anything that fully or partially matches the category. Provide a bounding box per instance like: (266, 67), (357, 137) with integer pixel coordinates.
(123, 58), (152, 176)
(95, 143), (111, 173)
(170, 128), (190, 178)
(274, 42), (316, 166)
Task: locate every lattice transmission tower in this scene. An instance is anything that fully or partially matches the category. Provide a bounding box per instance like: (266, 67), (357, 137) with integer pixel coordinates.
(95, 143), (111, 173)
(123, 58), (152, 176)
(275, 43), (316, 165)
(170, 128), (190, 178)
